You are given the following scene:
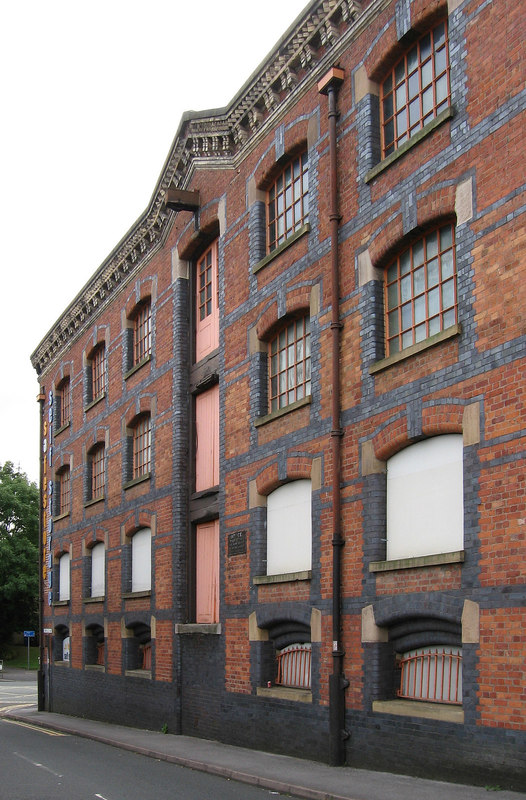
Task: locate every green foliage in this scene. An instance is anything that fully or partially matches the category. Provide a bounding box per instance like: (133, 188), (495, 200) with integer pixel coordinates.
(0, 462), (39, 650)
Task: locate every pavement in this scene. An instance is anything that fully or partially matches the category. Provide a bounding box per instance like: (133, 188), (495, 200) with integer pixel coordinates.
(1, 669), (525, 800)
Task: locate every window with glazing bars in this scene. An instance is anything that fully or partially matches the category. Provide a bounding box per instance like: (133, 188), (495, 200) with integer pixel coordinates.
(133, 300), (152, 365)
(91, 344), (106, 400)
(269, 316), (311, 412)
(90, 445), (105, 500)
(59, 468), (71, 515)
(268, 153), (309, 252)
(398, 646), (462, 704)
(385, 223), (457, 355)
(133, 415), (151, 478)
(198, 244), (217, 323)
(381, 21), (450, 158)
(276, 643), (312, 689)
(60, 378), (70, 428)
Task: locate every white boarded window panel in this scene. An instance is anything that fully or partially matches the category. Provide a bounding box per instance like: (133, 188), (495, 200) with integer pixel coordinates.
(59, 553), (70, 601)
(267, 480), (312, 575)
(132, 528), (151, 592)
(91, 542), (105, 597)
(387, 435), (463, 560)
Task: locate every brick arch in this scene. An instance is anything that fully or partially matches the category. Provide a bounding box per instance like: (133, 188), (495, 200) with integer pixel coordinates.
(421, 403), (464, 438)
(366, 1), (448, 83)
(178, 217), (220, 262)
(256, 290), (311, 341)
(123, 397), (152, 429)
(255, 127), (309, 191)
(373, 593), (464, 630)
(372, 403), (465, 462)
(256, 457), (314, 497)
(416, 186), (456, 230)
(53, 544), (70, 559)
(124, 277), (155, 319)
(122, 511), (155, 539)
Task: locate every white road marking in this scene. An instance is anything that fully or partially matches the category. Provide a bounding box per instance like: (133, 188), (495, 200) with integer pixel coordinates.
(14, 751), (63, 777)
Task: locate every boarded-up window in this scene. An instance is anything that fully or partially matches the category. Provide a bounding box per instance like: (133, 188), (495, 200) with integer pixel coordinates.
(195, 384), (219, 492)
(267, 480), (312, 576)
(91, 542), (105, 598)
(195, 240), (219, 362)
(387, 435), (463, 560)
(196, 519), (219, 623)
(59, 552), (70, 601)
(131, 528), (151, 592)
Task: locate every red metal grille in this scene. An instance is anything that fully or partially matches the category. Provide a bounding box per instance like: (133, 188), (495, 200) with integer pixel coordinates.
(385, 223), (457, 355)
(381, 21), (450, 158)
(92, 344), (106, 400)
(96, 642), (105, 666)
(133, 300), (152, 364)
(60, 378), (70, 428)
(141, 643), (152, 671)
(133, 415), (151, 478)
(268, 153), (309, 252)
(91, 445), (105, 499)
(276, 643), (311, 689)
(269, 316), (311, 412)
(398, 646), (462, 704)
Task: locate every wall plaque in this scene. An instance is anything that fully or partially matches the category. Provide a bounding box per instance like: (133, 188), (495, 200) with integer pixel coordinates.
(228, 530), (247, 556)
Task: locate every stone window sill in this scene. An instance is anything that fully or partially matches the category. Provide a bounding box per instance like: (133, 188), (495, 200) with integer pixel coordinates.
(52, 512), (70, 523)
(85, 664), (105, 672)
(52, 600), (69, 607)
(125, 669), (151, 679)
(122, 590), (151, 599)
(174, 623), (221, 635)
(85, 393), (106, 413)
(373, 699), (464, 724)
(255, 395), (311, 428)
(54, 422), (71, 438)
(257, 686), (312, 703)
(369, 324), (461, 375)
(124, 354), (151, 380)
(84, 496), (104, 509)
(369, 551), (464, 573)
(124, 473), (151, 491)
(254, 570), (311, 585)
(253, 224), (310, 274)
(365, 106), (455, 184)
(83, 595), (105, 604)
(54, 660), (70, 667)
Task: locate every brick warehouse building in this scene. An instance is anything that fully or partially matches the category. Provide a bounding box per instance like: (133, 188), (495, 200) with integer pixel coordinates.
(31, 0), (525, 788)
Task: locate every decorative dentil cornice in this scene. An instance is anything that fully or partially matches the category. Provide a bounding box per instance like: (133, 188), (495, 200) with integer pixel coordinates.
(31, 0), (376, 376)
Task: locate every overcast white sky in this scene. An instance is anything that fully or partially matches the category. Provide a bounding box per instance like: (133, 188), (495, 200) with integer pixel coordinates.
(0, 1), (308, 484)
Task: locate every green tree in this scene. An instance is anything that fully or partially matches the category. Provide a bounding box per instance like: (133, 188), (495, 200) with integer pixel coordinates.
(0, 462), (39, 649)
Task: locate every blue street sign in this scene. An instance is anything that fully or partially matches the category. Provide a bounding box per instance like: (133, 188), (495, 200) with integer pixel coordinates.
(23, 631), (35, 637)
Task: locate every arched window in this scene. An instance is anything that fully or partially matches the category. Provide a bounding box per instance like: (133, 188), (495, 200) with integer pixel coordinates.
(381, 20), (450, 157)
(267, 152), (309, 252)
(385, 223), (457, 356)
(195, 240), (219, 363)
(268, 316), (311, 412)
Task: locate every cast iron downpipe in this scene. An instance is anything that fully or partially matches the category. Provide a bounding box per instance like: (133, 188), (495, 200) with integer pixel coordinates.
(37, 390), (46, 711)
(318, 66), (348, 766)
